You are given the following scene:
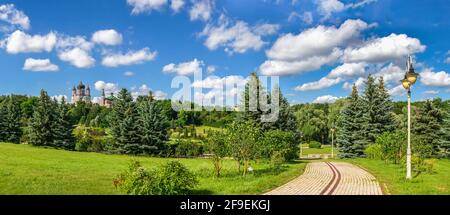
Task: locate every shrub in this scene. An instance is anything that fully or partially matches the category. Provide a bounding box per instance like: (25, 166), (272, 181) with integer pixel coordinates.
(114, 160), (198, 195)
(270, 151), (285, 171)
(73, 126), (109, 152)
(261, 130), (297, 161)
(375, 132), (406, 164)
(364, 144), (383, 160)
(308, 141), (321, 149)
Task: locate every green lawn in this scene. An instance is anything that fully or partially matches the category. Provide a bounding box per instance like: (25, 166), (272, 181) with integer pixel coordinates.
(0, 143), (307, 195)
(301, 145), (339, 155)
(349, 158), (450, 195)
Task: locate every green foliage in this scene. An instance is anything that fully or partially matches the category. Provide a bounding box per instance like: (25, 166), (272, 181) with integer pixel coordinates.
(364, 144), (383, 160)
(27, 90), (57, 147)
(308, 141), (322, 149)
(0, 96), (22, 143)
(73, 126), (110, 152)
(227, 121), (262, 175)
(439, 106), (450, 158)
(361, 76), (395, 145)
(376, 132), (406, 164)
(53, 97), (75, 150)
(295, 104), (328, 144)
(337, 85), (366, 158)
(205, 131), (228, 177)
(114, 160), (198, 195)
(171, 139), (204, 158)
(261, 130), (297, 161)
(413, 100), (442, 158)
(137, 98), (170, 155)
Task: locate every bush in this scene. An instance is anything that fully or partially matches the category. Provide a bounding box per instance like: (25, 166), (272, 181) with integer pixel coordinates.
(270, 151), (285, 171)
(375, 132), (406, 164)
(173, 139), (203, 158)
(364, 144), (383, 160)
(308, 141), (321, 149)
(114, 160), (198, 195)
(73, 126), (110, 152)
(261, 130), (297, 161)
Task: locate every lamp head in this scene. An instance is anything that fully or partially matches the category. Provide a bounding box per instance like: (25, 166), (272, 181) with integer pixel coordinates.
(406, 71), (418, 85)
(401, 78), (410, 90)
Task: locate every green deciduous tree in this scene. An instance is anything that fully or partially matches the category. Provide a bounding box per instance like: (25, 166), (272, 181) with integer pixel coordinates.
(227, 121), (261, 175)
(205, 131), (228, 177)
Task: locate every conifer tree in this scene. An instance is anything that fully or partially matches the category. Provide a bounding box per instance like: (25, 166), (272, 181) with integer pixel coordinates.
(439, 108), (450, 158)
(361, 75), (395, 144)
(337, 85), (366, 158)
(239, 72), (270, 127)
(53, 97), (75, 150)
(4, 96), (22, 143)
(413, 100), (442, 158)
(137, 95), (170, 155)
(28, 90), (55, 146)
(0, 101), (7, 142)
(270, 85), (297, 133)
(110, 89), (141, 154)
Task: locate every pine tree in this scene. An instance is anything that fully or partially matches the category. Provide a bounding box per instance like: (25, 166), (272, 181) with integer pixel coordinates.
(0, 101), (7, 142)
(439, 108), (450, 158)
(413, 100), (442, 158)
(270, 85), (297, 133)
(53, 97), (75, 150)
(337, 85), (366, 158)
(239, 72), (270, 128)
(110, 89), (141, 154)
(361, 75), (395, 145)
(137, 96), (170, 155)
(28, 90), (55, 146)
(3, 96), (22, 143)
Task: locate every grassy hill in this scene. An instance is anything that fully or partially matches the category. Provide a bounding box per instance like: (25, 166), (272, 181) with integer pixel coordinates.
(0, 143), (307, 195)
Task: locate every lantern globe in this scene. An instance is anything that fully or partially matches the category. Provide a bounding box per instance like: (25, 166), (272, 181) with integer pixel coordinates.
(406, 72), (418, 85)
(401, 79), (410, 90)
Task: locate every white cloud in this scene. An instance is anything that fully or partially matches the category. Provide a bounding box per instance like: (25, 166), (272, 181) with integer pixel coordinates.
(171, 0), (185, 12)
(199, 14), (278, 54)
(163, 58), (203, 75)
(420, 68), (450, 87)
(260, 19), (370, 76)
(313, 95), (339, 104)
(127, 0), (168, 14)
(1, 30), (56, 54)
(296, 77), (342, 91)
(288, 11), (313, 24)
(58, 47), (95, 68)
(51, 95), (68, 103)
(23, 58), (59, 72)
(423, 90), (439, 95)
(260, 48), (342, 76)
(388, 85), (405, 96)
(446, 57), (450, 64)
(153, 90), (167, 100)
(316, 0), (377, 20)
(343, 77), (365, 91)
(124, 71), (135, 76)
(206, 65), (216, 74)
(131, 84), (167, 100)
(343, 33), (426, 63)
(102, 48), (157, 67)
(92, 29), (123, 46)
(189, 0), (214, 21)
(0, 4), (30, 30)
(192, 75), (247, 89)
(95, 81), (120, 95)
(373, 63), (404, 85)
(328, 62), (366, 79)
(57, 35), (93, 51)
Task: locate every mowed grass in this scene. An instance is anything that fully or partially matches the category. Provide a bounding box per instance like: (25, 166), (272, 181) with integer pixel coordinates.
(349, 158), (450, 195)
(301, 145), (339, 155)
(0, 143), (307, 195)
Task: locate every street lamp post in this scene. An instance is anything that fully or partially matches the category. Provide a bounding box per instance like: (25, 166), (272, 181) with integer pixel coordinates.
(401, 55), (418, 180)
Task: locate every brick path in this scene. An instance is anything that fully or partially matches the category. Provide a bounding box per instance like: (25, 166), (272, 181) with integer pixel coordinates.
(265, 162), (382, 195)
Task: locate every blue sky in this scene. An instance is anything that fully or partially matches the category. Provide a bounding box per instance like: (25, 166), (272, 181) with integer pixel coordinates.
(0, 0), (449, 104)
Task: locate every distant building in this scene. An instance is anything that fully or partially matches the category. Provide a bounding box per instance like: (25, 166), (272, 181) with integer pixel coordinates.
(98, 89), (114, 108)
(71, 81), (91, 104)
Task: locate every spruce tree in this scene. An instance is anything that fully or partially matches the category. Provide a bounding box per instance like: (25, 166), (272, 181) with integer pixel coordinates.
(413, 100), (442, 158)
(337, 85), (366, 158)
(137, 96), (170, 155)
(239, 72), (270, 128)
(439, 108), (450, 158)
(4, 96), (22, 143)
(53, 97), (75, 150)
(270, 85), (297, 133)
(0, 101), (7, 142)
(110, 89), (141, 154)
(361, 75), (395, 145)
(28, 90), (55, 146)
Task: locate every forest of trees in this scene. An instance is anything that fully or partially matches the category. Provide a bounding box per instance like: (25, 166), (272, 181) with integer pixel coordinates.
(0, 73), (449, 168)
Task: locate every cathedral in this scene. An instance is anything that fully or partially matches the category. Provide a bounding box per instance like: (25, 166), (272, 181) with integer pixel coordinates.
(98, 89), (114, 108)
(71, 81), (91, 104)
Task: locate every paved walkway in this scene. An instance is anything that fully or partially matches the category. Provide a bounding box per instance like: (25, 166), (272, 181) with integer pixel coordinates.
(265, 162), (382, 195)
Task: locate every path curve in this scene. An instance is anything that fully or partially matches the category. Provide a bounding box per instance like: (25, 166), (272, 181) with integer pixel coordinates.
(265, 162), (382, 195)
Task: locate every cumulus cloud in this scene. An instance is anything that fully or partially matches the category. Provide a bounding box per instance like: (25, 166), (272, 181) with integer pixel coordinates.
(0, 4), (30, 31)
(131, 84), (167, 100)
(388, 85), (405, 96)
(163, 58), (203, 75)
(296, 77), (342, 91)
(127, 0), (168, 14)
(199, 14), (279, 54)
(316, 0), (377, 20)
(102, 48), (157, 67)
(189, 0), (214, 21)
(206, 65), (216, 74)
(288, 11), (313, 25)
(192, 75), (247, 89)
(420, 68), (450, 87)
(23, 58), (59, 72)
(57, 35), (93, 51)
(92, 29), (123, 46)
(343, 77), (366, 91)
(1, 30), (56, 54)
(58, 47), (95, 68)
(343, 33), (426, 63)
(51, 95), (68, 103)
(313, 95), (340, 104)
(95, 81), (120, 95)
(260, 19), (370, 76)
(171, 0), (185, 12)
(373, 63), (404, 85)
